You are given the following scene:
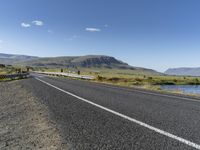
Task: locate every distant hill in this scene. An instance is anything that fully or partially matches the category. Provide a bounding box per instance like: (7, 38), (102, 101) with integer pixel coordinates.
(24, 55), (133, 69)
(0, 53), (160, 75)
(165, 67), (200, 76)
(0, 53), (38, 64)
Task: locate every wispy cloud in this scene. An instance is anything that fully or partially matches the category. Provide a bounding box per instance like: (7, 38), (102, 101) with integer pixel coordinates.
(64, 35), (80, 41)
(0, 40), (3, 44)
(47, 30), (53, 34)
(85, 28), (101, 32)
(104, 24), (109, 28)
(21, 22), (31, 28)
(71, 35), (80, 39)
(32, 20), (44, 26)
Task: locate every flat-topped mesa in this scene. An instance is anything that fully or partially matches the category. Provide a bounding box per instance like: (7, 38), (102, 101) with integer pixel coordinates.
(0, 53), (160, 75)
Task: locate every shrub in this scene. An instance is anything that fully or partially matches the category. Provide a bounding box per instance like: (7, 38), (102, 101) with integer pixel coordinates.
(123, 79), (128, 82)
(153, 80), (175, 85)
(132, 81), (141, 85)
(107, 77), (120, 82)
(97, 75), (105, 81)
(135, 78), (142, 82)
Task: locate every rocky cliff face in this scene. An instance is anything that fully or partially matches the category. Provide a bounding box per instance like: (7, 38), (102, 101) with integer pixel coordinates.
(71, 55), (128, 67)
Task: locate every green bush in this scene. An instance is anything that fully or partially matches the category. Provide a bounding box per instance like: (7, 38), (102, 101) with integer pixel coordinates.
(135, 78), (142, 82)
(107, 77), (120, 82)
(97, 75), (105, 81)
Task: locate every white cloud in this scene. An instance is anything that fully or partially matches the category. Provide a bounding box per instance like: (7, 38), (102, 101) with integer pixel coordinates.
(85, 28), (101, 32)
(21, 22), (31, 28)
(32, 20), (44, 26)
(0, 40), (3, 44)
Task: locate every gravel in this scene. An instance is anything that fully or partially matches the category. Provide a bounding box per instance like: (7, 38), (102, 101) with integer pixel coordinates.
(0, 80), (68, 150)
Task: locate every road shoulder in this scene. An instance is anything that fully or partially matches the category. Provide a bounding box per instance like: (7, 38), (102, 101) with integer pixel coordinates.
(0, 80), (68, 150)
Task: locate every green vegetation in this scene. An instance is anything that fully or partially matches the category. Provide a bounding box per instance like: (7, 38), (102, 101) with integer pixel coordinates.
(35, 67), (200, 86)
(0, 76), (25, 82)
(0, 66), (16, 75)
(0, 66), (28, 82)
(95, 75), (200, 86)
(2, 65), (200, 96)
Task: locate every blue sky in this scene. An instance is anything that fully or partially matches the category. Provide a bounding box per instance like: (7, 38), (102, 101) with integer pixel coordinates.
(0, 0), (200, 72)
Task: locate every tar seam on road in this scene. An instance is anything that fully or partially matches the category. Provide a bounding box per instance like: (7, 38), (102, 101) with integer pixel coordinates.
(35, 77), (200, 150)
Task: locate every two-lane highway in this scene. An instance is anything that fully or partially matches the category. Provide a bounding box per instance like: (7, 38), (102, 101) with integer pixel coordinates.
(20, 74), (200, 149)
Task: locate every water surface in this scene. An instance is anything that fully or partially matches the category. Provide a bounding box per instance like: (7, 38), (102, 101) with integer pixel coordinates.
(161, 85), (200, 95)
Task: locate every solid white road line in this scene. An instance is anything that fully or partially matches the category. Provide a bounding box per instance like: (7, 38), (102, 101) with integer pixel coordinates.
(35, 77), (200, 150)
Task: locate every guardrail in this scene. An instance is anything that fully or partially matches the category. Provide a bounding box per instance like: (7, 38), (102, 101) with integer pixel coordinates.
(34, 71), (95, 80)
(0, 73), (29, 80)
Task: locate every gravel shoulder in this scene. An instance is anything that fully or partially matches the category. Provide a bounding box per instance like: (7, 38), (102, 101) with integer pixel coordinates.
(0, 80), (67, 150)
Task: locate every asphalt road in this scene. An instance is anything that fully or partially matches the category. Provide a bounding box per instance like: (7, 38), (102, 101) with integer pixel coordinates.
(19, 73), (200, 150)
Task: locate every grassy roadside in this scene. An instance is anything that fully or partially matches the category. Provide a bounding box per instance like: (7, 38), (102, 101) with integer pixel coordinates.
(34, 67), (200, 85)
(37, 67), (200, 98)
(46, 73), (200, 99)
(0, 66), (16, 75)
(0, 77), (28, 82)
(95, 75), (200, 86)
(92, 75), (200, 98)
(90, 78), (200, 99)
(0, 67), (29, 82)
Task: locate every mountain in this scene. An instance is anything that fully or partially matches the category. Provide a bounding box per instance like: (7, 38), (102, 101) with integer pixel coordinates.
(165, 67), (200, 76)
(0, 53), (160, 75)
(0, 53), (38, 64)
(24, 55), (133, 69)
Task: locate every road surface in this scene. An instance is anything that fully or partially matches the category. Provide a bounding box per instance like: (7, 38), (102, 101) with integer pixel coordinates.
(19, 73), (200, 149)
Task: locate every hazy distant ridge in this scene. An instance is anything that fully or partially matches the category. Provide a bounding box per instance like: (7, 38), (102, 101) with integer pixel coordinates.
(0, 53), (38, 64)
(165, 67), (200, 76)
